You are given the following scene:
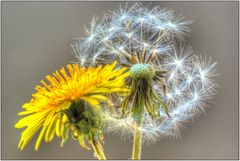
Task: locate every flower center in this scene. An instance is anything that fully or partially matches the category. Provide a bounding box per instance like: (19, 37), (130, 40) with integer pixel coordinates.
(130, 63), (155, 79)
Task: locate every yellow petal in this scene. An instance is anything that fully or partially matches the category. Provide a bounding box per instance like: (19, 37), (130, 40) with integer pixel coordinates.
(35, 125), (47, 151)
(55, 116), (62, 137)
(45, 113), (59, 142)
(90, 95), (108, 102)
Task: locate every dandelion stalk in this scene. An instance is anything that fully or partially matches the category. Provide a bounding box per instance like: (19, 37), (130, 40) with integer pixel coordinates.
(90, 139), (106, 160)
(132, 118), (143, 160)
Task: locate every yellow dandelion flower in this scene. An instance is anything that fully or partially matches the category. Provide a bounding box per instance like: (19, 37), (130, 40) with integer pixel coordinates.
(15, 61), (129, 153)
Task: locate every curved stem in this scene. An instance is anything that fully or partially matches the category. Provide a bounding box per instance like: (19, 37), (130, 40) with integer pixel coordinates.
(90, 140), (106, 160)
(132, 118), (143, 160)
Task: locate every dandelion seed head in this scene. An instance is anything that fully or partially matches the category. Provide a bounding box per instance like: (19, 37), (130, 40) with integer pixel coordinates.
(72, 3), (218, 143)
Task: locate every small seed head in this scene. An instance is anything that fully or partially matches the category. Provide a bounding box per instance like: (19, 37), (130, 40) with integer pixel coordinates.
(130, 63), (156, 79)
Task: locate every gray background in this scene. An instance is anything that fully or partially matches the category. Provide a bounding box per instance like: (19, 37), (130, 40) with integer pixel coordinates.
(2, 1), (238, 160)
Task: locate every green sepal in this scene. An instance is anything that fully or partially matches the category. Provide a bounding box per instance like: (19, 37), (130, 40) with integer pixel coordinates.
(78, 133), (90, 150)
(78, 119), (90, 134)
(60, 124), (69, 147)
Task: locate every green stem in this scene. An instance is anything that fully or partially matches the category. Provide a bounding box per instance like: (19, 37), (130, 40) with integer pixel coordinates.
(132, 119), (143, 160)
(91, 140), (106, 160)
